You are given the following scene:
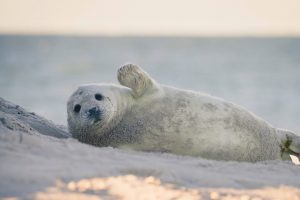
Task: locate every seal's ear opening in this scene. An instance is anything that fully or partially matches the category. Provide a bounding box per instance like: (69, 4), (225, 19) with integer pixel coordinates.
(117, 64), (154, 98)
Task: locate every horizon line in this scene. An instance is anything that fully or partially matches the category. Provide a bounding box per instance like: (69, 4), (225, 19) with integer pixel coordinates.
(1, 32), (300, 38)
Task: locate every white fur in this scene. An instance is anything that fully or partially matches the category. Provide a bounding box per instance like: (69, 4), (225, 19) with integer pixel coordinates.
(67, 64), (300, 162)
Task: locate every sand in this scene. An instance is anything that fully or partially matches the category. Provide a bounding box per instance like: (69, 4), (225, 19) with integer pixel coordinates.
(0, 97), (299, 200)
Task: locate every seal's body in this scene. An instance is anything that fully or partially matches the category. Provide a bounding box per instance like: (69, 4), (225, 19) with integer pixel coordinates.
(67, 64), (300, 162)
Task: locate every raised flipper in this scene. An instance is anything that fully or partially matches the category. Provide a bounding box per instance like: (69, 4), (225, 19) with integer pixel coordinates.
(277, 128), (300, 162)
(117, 64), (158, 98)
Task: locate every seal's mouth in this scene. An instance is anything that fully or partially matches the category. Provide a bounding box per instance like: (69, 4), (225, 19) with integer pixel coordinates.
(93, 117), (102, 123)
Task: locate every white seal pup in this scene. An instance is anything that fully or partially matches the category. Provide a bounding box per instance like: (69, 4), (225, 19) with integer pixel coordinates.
(67, 64), (300, 162)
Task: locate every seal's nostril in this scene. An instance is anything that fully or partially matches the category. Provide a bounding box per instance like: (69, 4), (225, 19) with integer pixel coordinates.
(88, 107), (97, 115)
(88, 107), (102, 122)
(88, 107), (101, 116)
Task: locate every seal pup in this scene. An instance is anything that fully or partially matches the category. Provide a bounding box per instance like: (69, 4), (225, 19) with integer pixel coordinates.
(67, 64), (300, 162)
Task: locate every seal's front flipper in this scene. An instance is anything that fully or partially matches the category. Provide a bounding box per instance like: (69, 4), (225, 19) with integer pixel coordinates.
(277, 129), (300, 161)
(117, 64), (157, 98)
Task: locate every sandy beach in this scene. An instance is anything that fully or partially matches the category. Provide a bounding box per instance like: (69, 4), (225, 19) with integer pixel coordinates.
(0, 97), (299, 200)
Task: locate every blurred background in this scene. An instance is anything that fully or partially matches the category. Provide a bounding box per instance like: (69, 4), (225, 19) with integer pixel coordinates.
(0, 0), (299, 133)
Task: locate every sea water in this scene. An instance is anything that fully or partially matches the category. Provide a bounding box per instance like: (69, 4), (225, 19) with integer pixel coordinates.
(0, 36), (299, 134)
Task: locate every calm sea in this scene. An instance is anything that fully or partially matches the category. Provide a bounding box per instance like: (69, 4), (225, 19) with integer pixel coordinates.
(0, 35), (299, 133)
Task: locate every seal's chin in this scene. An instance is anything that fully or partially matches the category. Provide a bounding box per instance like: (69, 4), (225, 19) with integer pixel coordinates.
(85, 117), (103, 127)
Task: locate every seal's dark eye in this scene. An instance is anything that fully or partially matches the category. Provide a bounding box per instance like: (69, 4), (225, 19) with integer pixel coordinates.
(95, 93), (103, 101)
(74, 104), (81, 113)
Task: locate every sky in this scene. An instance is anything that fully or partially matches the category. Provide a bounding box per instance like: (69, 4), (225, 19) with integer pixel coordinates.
(0, 0), (300, 36)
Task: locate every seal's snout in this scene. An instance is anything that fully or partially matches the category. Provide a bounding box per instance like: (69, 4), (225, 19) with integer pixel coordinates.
(88, 107), (101, 117)
(88, 107), (102, 122)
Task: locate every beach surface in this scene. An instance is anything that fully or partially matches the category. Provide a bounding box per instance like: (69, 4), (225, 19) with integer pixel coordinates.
(0, 97), (299, 200)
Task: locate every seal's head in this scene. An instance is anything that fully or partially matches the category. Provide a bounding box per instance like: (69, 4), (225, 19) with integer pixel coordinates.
(67, 64), (156, 144)
(67, 84), (132, 143)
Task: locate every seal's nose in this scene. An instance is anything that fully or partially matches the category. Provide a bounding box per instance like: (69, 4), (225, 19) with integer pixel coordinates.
(88, 107), (102, 121)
